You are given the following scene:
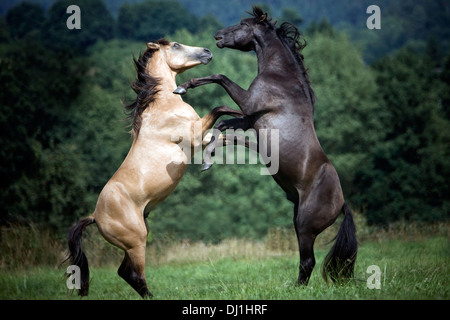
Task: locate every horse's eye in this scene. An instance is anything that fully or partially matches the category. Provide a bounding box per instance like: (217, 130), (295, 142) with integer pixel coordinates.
(173, 43), (180, 49)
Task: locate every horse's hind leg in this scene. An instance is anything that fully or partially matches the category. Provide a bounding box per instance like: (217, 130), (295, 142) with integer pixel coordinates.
(296, 232), (317, 285)
(294, 165), (344, 285)
(94, 200), (152, 298)
(118, 245), (152, 298)
(294, 207), (317, 285)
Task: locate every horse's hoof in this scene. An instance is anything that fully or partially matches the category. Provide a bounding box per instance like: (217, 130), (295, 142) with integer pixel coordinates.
(173, 86), (186, 95)
(201, 162), (213, 172)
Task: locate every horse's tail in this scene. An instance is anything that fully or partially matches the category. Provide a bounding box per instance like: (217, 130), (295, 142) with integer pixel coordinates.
(321, 203), (358, 283)
(64, 216), (95, 296)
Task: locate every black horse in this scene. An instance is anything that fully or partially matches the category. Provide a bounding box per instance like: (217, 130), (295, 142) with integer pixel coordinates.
(175, 7), (357, 285)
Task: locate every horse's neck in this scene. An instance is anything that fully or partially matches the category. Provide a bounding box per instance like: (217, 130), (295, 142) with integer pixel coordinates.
(255, 36), (285, 73)
(147, 53), (178, 95)
(255, 36), (296, 75)
(255, 34), (314, 110)
(146, 56), (183, 108)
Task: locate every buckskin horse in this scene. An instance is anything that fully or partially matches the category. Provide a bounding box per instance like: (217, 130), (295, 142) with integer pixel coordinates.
(65, 39), (243, 298)
(175, 7), (358, 285)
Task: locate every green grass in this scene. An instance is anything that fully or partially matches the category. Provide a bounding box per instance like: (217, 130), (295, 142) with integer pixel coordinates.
(1, 236), (448, 300)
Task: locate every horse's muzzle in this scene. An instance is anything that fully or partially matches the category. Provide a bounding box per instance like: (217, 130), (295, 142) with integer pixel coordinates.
(214, 32), (225, 48)
(199, 48), (213, 64)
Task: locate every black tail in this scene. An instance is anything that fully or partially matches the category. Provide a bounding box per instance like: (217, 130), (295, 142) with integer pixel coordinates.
(321, 203), (358, 283)
(64, 216), (95, 296)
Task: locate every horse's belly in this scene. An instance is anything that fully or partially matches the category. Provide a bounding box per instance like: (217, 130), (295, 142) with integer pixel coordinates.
(141, 160), (187, 201)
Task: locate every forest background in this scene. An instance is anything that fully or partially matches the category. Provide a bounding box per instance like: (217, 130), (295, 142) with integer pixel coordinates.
(1, 0), (449, 243)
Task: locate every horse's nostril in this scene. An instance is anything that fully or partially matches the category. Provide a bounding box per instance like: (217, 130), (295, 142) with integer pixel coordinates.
(204, 48), (211, 54)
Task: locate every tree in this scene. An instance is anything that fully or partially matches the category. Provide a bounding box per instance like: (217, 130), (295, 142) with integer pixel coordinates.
(117, 1), (197, 41)
(0, 38), (90, 230)
(5, 2), (45, 39)
(72, 39), (141, 194)
(281, 7), (303, 27)
(440, 55), (450, 120)
(44, 0), (115, 54)
(354, 48), (450, 224)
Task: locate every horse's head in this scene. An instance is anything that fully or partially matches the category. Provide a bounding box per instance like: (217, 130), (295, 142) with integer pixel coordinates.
(147, 40), (212, 73)
(214, 6), (274, 52)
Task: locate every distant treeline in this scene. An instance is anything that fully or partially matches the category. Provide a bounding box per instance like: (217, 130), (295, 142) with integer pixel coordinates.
(0, 0), (448, 241)
(1, 0), (449, 62)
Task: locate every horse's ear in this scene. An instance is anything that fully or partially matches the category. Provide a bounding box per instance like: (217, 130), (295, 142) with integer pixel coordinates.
(146, 42), (160, 50)
(258, 13), (267, 23)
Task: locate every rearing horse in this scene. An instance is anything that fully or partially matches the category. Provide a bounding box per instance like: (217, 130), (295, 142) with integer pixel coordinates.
(175, 7), (358, 285)
(65, 39), (243, 298)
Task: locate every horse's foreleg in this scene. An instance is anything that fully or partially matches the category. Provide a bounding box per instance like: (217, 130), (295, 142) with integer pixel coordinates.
(202, 117), (252, 171)
(174, 74), (249, 107)
(200, 105), (244, 134)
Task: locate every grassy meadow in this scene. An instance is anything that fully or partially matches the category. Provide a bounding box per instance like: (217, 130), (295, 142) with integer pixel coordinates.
(0, 217), (448, 300)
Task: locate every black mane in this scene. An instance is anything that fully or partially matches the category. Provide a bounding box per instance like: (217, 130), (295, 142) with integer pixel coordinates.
(124, 38), (170, 138)
(250, 6), (315, 105)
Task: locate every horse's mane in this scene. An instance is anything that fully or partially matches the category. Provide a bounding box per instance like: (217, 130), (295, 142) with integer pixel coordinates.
(124, 38), (170, 138)
(250, 7), (315, 105)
